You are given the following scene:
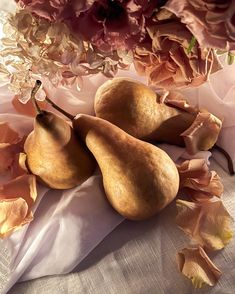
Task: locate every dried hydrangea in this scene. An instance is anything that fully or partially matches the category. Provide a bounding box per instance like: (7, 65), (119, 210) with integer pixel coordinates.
(0, 9), (132, 102)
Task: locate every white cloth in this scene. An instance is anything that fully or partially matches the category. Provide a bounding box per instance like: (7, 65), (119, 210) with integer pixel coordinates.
(0, 68), (212, 293)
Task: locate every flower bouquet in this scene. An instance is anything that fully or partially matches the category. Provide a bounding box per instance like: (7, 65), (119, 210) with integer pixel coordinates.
(0, 0), (235, 291)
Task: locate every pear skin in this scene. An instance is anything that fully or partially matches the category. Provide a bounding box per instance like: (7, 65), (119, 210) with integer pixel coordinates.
(95, 78), (196, 146)
(73, 114), (179, 220)
(24, 111), (95, 189)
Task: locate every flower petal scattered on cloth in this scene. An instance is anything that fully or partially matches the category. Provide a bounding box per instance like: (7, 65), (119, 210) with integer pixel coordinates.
(164, 0), (235, 51)
(177, 159), (224, 198)
(0, 174), (37, 238)
(10, 152), (28, 179)
(176, 199), (233, 250)
(181, 112), (222, 154)
(0, 122), (22, 174)
(177, 246), (222, 288)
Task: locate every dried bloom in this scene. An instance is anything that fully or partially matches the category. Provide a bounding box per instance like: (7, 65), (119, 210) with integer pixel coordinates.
(177, 246), (222, 288)
(0, 9), (132, 101)
(134, 10), (222, 89)
(164, 0), (235, 51)
(0, 174), (37, 238)
(176, 199), (233, 250)
(66, 0), (159, 52)
(16, 0), (96, 21)
(181, 112), (222, 154)
(177, 159), (224, 199)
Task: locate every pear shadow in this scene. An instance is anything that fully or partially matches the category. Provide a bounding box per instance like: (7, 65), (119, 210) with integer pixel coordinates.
(72, 200), (178, 273)
(145, 113), (195, 147)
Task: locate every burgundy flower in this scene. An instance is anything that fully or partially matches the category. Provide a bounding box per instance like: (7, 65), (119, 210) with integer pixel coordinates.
(66, 0), (159, 51)
(15, 0), (95, 22)
(164, 0), (235, 51)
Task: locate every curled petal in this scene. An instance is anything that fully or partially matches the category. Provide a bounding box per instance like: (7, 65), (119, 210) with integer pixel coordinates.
(181, 112), (222, 155)
(0, 121), (20, 144)
(176, 199), (233, 250)
(163, 91), (199, 114)
(0, 175), (37, 238)
(177, 246), (222, 288)
(0, 198), (33, 238)
(0, 175), (37, 206)
(177, 159), (223, 199)
(0, 143), (15, 175)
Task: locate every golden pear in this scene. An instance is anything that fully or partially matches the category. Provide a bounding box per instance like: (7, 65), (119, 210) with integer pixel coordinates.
(95, 78), (197, 146)
(24, 111), (95, 189)
(73, 114), (179, 220)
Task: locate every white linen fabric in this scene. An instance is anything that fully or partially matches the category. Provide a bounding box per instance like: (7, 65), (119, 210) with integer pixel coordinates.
(0, 74), (211, 293)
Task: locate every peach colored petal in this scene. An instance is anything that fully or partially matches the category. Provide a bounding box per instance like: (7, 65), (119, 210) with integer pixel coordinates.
(0, 121), (20, 144)
(0, 174), (37, 206)
(0, 198), (33, 238)
(181, 112), (222, 155)
(177, 246), (222, 288)
(0, 143), (15, 174)
(177, 159), (223, 199)
(10, 152), (29, 179)
(176, 199), (233, 250)
(12, 94), (47, 117)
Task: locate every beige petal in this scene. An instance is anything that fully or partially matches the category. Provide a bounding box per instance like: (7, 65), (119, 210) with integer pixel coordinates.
(0, 121), (20, 144)
(10, 152), (29, 178)
(0, 198), (33, 238)
(0, 175), (37, 238)
(0, 143), (15, 174)
(176, 199), (233, 250)
(177, 159), (223, 199)
(0, 174), (37, 205)
(177, 246), (222, 288)
(181, 112), (222, 155)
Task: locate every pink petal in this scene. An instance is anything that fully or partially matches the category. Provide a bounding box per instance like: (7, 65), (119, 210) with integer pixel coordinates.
(177, 246), (222, 288)
(0, 121), (20, 144)
(0, 197), (32, 238)
(181, 112), (222, 155)
(12, 95), (47, 117)
(177, 159), (223, 199)
(10, 153), (29, 179)
(176, 199), (233, 250)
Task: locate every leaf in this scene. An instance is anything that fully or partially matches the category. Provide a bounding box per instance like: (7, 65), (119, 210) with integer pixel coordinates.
(187, 36), (196, 54)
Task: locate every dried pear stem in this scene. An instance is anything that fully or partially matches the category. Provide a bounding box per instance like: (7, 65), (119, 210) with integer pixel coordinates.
(31, 80), (43, 114)
(45, 96), (75, 121)
(213, 144), (234, 175)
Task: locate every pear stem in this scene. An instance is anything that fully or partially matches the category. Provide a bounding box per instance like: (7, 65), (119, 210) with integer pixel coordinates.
(31, 80), (43, 114)
(45, 96), (75, 121)
(213, 144), (234, 175)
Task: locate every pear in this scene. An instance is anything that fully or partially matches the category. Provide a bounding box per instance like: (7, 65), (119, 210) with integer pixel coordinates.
(72, 114), (179, 220)
(95, 78), (221, 150)
(24, 81), (95, 189)
(24, 111), (95, 189)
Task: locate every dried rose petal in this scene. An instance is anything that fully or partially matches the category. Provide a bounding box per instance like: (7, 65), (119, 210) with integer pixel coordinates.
(177, 246), (222, 288)
(0, 198), (32, 238)
(178, 159), (224, 199)
(0, 174), (37, 238)
(176, 199), (233, 250)
(181, 111), (222, 155)
(11, 153), (28, 179)
(0, 121), (20, 144)
(0, 144), (16, 175)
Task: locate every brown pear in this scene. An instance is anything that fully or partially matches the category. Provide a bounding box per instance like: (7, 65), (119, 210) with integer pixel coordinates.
(24, 111), (95, 189)
(94, 78), (221, 151)
(73, 114), (179, 220)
